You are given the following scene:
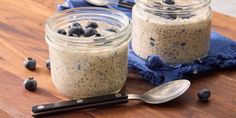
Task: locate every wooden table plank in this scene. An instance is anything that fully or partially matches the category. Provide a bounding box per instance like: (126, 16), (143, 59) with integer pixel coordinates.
(0, 0), (236, 118)
(0, 109), (14, 118)
(212, 13), (236, 40)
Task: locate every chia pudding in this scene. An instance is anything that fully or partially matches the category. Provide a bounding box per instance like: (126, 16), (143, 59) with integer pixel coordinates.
(132, 0), (212, 64)
(45, 8), (131, 98)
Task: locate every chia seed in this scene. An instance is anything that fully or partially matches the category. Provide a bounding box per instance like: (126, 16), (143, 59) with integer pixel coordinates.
(150, 42), (155, 46)
(181, 43), (186, 46)
(150, 37), (155, 41)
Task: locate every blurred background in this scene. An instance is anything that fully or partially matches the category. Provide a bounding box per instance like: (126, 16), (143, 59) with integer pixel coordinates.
(211, 0), (236, 17)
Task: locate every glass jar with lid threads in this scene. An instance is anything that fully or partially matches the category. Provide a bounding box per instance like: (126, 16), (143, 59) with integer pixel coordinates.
(45, 7), (131, 98)
(132, 0), (212, 64)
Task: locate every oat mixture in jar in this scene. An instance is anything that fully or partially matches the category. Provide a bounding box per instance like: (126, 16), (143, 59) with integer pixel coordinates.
(45, 8), (131, 98)
(132, 0), (212, 64)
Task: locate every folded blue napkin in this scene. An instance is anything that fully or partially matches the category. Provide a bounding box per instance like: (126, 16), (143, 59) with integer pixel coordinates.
(57, 0), (236, 85)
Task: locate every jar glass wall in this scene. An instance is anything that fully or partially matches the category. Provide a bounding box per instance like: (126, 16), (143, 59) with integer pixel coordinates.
(45, 7), (131, 98)
(132, 0), (212, 64)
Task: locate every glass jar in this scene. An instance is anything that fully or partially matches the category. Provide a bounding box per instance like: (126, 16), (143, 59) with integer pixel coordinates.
(45, 7), (131, 98)
(132, 0), (212, 64)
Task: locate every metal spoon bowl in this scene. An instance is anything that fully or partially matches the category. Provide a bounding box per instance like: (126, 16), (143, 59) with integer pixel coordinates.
(86, 0), (134, 9)
(86, 0), (117, 6)
(128, 80), (191, 104)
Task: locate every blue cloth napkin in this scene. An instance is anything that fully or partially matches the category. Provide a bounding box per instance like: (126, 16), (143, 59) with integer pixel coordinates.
(57, 0), (132, 17)
(57, 0), (236, 85)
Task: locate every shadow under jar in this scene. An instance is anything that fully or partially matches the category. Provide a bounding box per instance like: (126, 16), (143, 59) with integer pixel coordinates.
(45, 7), (131, 99)
(132, 0), (212, 64)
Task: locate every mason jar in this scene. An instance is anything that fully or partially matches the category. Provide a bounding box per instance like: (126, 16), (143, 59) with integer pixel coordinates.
(132, 0), (212, 64)
(45, 7), (131, 98)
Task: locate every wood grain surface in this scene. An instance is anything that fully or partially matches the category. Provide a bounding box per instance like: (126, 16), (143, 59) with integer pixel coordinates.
(0, 0), (236, 118)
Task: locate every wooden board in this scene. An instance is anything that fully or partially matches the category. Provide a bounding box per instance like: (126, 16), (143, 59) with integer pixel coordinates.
(0, 0), (236, 118)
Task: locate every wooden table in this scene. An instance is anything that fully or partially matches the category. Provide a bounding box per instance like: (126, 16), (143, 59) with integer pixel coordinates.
(0, 0), (236, 118)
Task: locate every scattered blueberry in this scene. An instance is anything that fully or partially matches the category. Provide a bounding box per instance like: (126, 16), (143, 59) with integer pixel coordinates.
(198, 88), (211, 102)
(57, 29), (67, 35)
(24, 57), (37, 70)
(86, 22), (98, 29)
(68, 27), (83, 37)
(45, 59), (50, 71)
(162, 0), (175, 5)
(23, 77), (37, 91)
(83, 27), (97, 37)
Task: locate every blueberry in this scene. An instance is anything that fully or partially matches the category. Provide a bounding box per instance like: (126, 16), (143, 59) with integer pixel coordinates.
(86, 22), (98, 29)
(71, 22), (81, 28)
(23, 77), (37, 91)
(68, 27), (83, 36)
(83, 27), (97, 37)
(162, 0), (175, 5)
(57, 29), (67, 35)
(24, 57), (37, 70)
(45, 59), (50, 71)
(198, 89), (211, 102)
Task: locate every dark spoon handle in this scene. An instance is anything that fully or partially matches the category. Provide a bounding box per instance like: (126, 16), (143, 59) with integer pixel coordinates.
(118, 0), (135, 9)
(32, 91), (128, 117)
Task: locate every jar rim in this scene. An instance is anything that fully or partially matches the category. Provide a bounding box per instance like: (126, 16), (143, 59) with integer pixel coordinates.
(135, 0), (211, 12)
(45, 7), (131, 47)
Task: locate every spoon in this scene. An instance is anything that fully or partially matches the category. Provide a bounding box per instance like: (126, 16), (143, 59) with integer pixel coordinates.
(86, 0), (134, 9)
(86, 0), (117, 6)
(128, 79), (190, 104)
(32, 80), (190, 116)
